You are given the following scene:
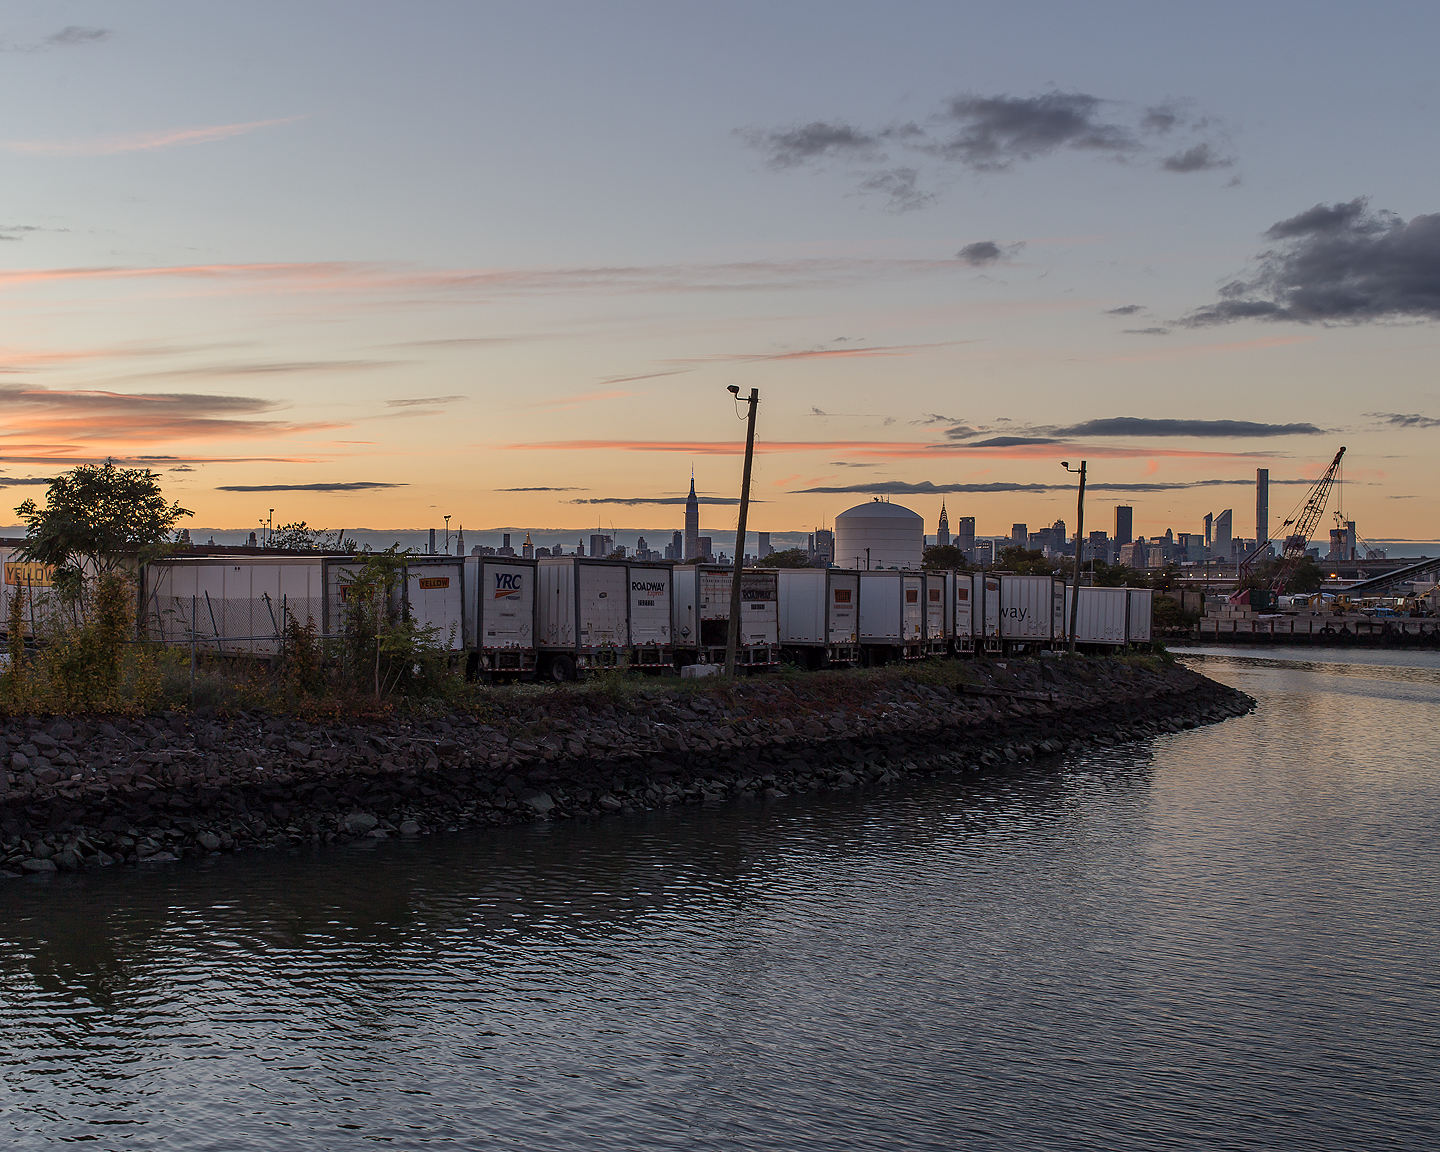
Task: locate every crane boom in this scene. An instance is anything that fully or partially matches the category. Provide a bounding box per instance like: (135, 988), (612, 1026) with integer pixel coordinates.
(1270, 447), (1345, 593)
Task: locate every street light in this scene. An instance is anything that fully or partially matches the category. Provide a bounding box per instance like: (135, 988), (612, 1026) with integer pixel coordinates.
(1061, 460), (1087, 654)
(724, 385), (759, 677)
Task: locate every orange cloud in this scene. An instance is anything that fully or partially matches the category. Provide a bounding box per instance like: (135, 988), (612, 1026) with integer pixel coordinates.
(5, 116), (306, 156)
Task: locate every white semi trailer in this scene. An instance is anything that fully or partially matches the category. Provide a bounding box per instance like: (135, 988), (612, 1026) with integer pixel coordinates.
(776, 567), (859, 668)
(922, 571), (953, 656)
(141, 555), (331, 656)
(626, 563), (674, 671)
(672, 565), (779, 669)
(998, 574), (1065, 653)
(536, 556), (629, 680)
(464, 556), (540, 677)
(1061, 586), (1130, 645)
(856, 570), (925, 663)
(0, 543), (58, 640)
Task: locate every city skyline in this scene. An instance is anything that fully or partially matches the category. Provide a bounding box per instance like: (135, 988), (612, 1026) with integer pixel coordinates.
(0, 4), (1437, 544)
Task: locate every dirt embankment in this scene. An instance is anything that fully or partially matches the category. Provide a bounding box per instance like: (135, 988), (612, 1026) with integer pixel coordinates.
(1, 657), (1253, 877)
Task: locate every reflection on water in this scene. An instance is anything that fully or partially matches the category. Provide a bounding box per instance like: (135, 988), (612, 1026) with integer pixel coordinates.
(2, 655), (1438, 1150)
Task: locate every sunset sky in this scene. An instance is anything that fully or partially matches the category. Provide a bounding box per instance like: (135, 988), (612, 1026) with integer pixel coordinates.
(2, 2), (1438, 549)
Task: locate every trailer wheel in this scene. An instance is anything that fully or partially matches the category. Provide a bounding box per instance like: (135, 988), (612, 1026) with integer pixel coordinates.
(548, 655), (576, 682)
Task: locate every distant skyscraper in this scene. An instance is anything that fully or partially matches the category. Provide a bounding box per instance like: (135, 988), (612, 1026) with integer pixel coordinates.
(1011, 523), (1027, 548)
(684, 470), (700, 560)
(956, 516), (975, 556)
(1214, 509), (1233, 557)
(1256, 468), (1269, 544)
(522, 532), (534, 560)
(813, 528), (834, 566)
(590, 533), (613, 559)
(1204, 512), (1213, 549)
(697, 535), (713, 562)
(1115, 506), (1133, 545)
(758, 531), (772, 557)
(937, 502), (951, 547)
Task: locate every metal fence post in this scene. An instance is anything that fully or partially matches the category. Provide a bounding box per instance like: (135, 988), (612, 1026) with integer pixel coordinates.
(190, 594), (197, 703)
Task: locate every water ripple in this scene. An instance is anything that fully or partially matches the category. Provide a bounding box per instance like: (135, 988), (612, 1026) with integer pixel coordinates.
(2, 655), (1438, 1149)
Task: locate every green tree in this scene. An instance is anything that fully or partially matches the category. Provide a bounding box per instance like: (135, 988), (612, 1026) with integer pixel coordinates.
(1087, 559), (1144, 587)
(996, 545), (1070, 577)
(268, 521), (356, 552)
(15, 461), (192, 593)
(922, 544), (971, 570)
(754, 547), (812, 568)
(1241, 555), (1323, 593)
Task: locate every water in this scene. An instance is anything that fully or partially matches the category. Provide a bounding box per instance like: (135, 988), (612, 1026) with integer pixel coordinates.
(2, 650), (1437, 1150)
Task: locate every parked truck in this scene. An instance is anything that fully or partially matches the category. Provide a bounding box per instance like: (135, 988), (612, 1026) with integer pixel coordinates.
(626, 562), (674, 671)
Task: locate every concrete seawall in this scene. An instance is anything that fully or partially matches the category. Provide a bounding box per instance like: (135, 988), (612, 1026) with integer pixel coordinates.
(1, 657), (1254, 876)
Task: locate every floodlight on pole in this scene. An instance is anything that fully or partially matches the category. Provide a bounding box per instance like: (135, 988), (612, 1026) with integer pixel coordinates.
(1061, 460), (1087, 654)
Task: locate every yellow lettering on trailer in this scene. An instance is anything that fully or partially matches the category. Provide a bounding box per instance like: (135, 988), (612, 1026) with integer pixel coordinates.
(4, 562), (54, 587)
(417, 577), (450, 589)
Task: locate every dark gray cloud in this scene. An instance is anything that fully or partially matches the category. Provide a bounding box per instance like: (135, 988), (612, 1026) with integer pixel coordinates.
(742, 91), (1233, 210)
(1052, 417), (1323, 438)
(957, 241), (1003, 266)
(1162, 142), (1233, 173)
(931, 93), (1139, 170)
(856, 167), (932, 212)
(1181, 198), (1440, 326)
(1141, 105), (1182, 134)
(496, 486), (587, 492)
(739, 121), (891, 169)
(949, 435), (1066, 447)
(215, 482), (405, 493)
(386, 395), (466, 407)
(944, 417), (1323, 441)
(0, 476), (54, 487)
(1124, 327), (1172, 335)
(1369, 412), (1440, 429)
(1104, 304), (1144, 315)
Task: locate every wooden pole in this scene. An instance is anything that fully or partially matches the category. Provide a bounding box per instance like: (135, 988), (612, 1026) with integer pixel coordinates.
(724, 388), (759, 677)
(1068, 460), (1087, 654)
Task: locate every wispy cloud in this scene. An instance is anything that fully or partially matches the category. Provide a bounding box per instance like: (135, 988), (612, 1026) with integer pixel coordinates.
(569, 496), (751, 506)
(0, 383), (340, 446)
(1368, 412), (1440, 429)
(525, 388), (643, 412)
(502, 438), (1267, 461)
(798, 477), (1327, 495)
(665, 340), (966, 366)
(0, 255), (967, 299)
(496, 487), (588, 492)
(5, 115), (305, 156)
(385, 395), (466, 407)
(2, 26), (110, 52)
(0, 475), (54, 487)
(215, 481), (404, 493)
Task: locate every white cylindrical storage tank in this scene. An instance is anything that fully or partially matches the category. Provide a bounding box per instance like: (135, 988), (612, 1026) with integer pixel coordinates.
(833, 500), (924, 570)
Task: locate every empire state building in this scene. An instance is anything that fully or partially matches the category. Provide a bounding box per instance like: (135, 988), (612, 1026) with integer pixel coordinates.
(684, 472), (700, 561)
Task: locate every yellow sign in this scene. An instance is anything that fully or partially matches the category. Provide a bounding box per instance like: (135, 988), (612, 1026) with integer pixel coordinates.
(417, 577), (450, 589)
(4, 562), (54, 587)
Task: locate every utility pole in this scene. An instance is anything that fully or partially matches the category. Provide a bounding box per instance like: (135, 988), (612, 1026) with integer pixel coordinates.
(1062, 460), (1087, 654)
(444, 515), (451, 555)
(724, 386), (759, 677)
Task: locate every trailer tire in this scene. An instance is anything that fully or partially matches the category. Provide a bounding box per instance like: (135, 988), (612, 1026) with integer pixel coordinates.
(548, 654), (576, 682)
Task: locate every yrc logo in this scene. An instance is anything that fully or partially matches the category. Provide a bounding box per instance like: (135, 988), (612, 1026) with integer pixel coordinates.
(494, 572), (523, 599)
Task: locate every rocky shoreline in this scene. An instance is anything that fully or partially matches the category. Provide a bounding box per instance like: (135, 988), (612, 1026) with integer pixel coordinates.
(1, 657), (1254, 878)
